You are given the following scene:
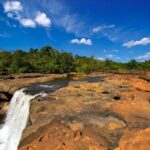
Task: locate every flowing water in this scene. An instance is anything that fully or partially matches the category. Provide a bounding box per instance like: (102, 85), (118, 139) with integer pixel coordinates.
(0, 89), (47, 150)
(0, 78), (70, 150)
(0, 76), (103, 150)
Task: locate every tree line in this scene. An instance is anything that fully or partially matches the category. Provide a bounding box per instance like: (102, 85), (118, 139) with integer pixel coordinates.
(0, 45), (149, 74)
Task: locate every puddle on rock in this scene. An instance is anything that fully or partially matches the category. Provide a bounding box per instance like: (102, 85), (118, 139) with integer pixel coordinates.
(83, 76), (105, 83)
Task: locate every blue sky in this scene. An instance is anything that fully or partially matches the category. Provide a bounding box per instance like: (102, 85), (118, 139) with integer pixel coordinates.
(0, 0), (150, 62)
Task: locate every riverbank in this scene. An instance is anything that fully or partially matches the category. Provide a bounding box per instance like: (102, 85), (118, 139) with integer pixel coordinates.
(0, 72), (150, 150)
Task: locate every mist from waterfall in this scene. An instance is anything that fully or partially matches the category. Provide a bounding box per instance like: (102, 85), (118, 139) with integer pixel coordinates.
(0, 88), (46, 150)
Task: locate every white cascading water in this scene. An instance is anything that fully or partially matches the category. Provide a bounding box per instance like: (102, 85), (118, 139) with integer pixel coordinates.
(0, 88), (47, 150)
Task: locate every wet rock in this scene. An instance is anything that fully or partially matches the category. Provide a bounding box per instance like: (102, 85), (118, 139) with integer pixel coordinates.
(0, 72), (150, 150)
(19, 73), (150, 149)
(0, 113), (6, 124)
(0, 101), (9, 124)
(0, 74), (66, 94)
(0, 93), (8, 101)
(0, 92), (12, 101)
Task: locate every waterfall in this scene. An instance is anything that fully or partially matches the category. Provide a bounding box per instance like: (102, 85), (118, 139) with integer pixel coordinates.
(0, 88), (46, 150)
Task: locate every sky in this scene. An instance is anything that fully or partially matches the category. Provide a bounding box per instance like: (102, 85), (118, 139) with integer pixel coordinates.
(0, 0), (150, 62)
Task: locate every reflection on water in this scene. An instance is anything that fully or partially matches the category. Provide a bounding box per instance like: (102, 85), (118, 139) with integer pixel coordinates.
(83, 76), (105, 83)
(24, 77), (70, 95)
(24, 76), (105, 95)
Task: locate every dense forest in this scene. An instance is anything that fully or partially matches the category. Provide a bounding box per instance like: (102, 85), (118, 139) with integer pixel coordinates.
(0, 46), (150, 74)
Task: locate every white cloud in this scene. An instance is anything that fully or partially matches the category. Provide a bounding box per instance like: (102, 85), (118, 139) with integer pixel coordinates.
(35, 12), (51, 27)
(3, 1), (22, 20)
(93, 24), (115, 33)
(20, 19), (36, 28)
(7, 11), (21, 20)
(106, 54), (120, 60)
(93, 26), (103, 33)
(70, 38), (92, 45)
(3, 1), (51, 29)
(20, 12), (52, 28)
(136, 52), (150, 60)
(106, 54), (115, 58)
(96, 57), (105, 61)
(3, 1), (23, 12)
(38, 0), (86, 36)
(92, 24), (121, 42)
(123, 37), (150, 48)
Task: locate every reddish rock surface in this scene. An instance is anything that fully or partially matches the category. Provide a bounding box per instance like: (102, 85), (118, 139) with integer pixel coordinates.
(0, 73), (66, 94)
(0, 72), (150, 150)
(119, 128), (150, 150)
(111, 101), (150, 129)
(20, 121), (107, 150)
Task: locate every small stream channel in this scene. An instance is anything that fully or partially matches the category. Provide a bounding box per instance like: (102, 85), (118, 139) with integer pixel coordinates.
(0, 76), (105, 150)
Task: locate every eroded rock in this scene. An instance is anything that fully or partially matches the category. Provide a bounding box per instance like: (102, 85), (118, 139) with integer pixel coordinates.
(119, 128), (150, 150)
(20, 121), (108, 150)
(0, 72), (150, 150)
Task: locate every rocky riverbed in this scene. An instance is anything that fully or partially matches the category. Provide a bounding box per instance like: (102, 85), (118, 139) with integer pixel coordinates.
(0, 72), (150, 150)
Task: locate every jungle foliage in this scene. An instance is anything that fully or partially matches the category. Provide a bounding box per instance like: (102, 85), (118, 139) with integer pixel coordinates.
(0, 46), (149, 74)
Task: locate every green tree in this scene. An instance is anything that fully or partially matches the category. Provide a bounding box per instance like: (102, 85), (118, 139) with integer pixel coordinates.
(126, 59), (138, 70)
